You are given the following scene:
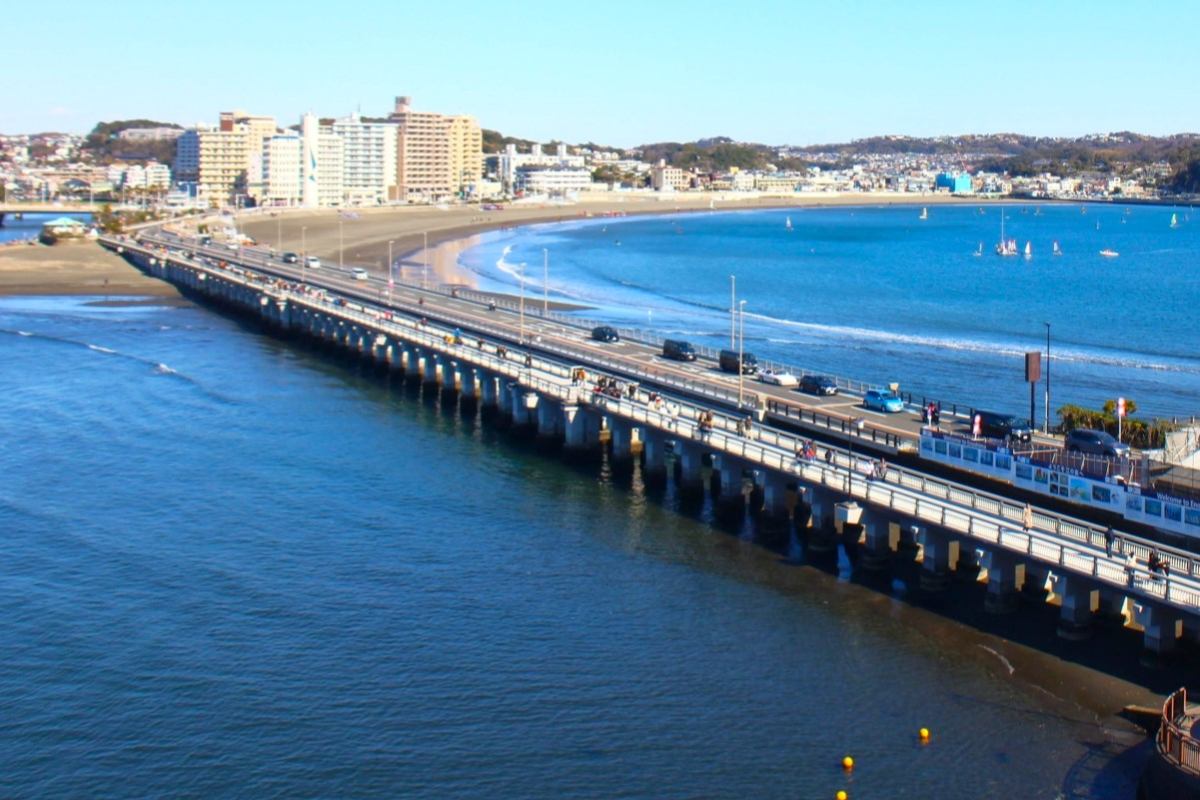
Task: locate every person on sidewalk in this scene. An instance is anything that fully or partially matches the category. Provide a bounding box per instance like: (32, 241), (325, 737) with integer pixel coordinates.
(1103, 526), (1114, 557)
(1022, 503), (1034, 532)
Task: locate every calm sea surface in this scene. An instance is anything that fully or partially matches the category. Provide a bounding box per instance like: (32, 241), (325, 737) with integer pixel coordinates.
(460, 203), (1200, 419)
(0, 295), (1153, 797)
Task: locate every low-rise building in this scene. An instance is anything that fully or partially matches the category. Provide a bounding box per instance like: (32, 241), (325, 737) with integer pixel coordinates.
(514, 166), (594, 197)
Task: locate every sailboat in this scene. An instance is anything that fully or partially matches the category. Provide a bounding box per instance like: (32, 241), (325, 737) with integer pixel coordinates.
(1099, 248), (1119, 258)
(785, 216), (793, 231)
(1024, 241), (1032, 259)
(1171, 212), (1179, 228)
(995, 210), (1018, 256)
(919, 207), (928, 220)
(1052, 241), (1062, 256)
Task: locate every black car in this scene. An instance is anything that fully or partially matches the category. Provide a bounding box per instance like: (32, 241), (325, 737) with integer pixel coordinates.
(281, 252), (299, 264)
(1065, 428), (1130, 458)
(975, 410), (1034, 443)
(718, 349), (758, 375)
(662, 339), (697, 361)
(798, 374), (838, 395)
(591, 325), (620, 343)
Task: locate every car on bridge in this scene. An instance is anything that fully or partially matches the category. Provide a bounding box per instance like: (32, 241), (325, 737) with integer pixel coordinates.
(863, 389), (904, 413)
(758, 369), (798, 387)
(662, 339), (697, 361)
(1065, 428), (1130, 458)
(591, 326), (620, 343)
(976, 410), (1034, 443)
(798, 374), (838, 396)
(305, 256), (321, 269)
(281, 252), (299, 264)
(351, 268), (369, 281)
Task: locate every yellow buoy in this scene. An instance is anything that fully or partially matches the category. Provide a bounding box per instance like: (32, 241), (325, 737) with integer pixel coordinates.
(842, 755), (854, 771)
(919, 727), (931, 742)
(836, 791), (848, 800)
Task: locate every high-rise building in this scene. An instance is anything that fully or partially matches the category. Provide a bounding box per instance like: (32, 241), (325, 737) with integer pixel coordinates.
(173, 110), (277, 207)
(331, 113), (398, 205)
(388, 96), (482, 202)
(263, 134), (302, 206)
(295, 113), (343, 208)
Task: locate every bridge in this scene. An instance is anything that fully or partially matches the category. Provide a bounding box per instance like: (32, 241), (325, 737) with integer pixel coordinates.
(0, 202), (100, 227)
(104, 231), (1200, 657)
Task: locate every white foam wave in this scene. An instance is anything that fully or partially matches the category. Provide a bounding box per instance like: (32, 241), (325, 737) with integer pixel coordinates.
(87, 344), (116, 354)
(17, 330), (32, 337)
(154, 363), (177, 375)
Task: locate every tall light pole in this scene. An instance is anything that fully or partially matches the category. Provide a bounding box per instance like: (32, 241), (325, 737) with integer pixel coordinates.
(729, 274), (736, 349)
(846, 417), (865, 493)
(301, 225), (308, 283)
(738, 300), (747, 408)
(1044, 322), (1051, 433)
(338, 214), (344, 269)
(387, 239), (394, 303)
(276, 213), (282, 251)
(518, 262), (526, 344)
(422, 230), (429, 290)
(542, 247), (549, 316)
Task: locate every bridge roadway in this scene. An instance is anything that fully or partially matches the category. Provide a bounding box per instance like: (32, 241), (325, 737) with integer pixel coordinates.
(114, 231), (1200, 655)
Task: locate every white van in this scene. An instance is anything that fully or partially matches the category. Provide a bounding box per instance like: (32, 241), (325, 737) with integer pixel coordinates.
(351, 268), (369, 281)
(305, 256), (321, 269)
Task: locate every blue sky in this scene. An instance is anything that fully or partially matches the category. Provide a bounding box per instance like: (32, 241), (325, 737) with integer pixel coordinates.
(3, 0), (1194, 145)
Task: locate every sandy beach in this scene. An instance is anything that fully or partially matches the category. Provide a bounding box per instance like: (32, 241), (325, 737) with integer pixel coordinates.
(0, 240), (181, 299)
(238, 192), (987, 287)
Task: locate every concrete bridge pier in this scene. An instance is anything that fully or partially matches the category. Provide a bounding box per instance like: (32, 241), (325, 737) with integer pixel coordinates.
(496, 379), (514, 420)
(422, 351), (441, 385)
(536, 398), (563, 439)
(563, 405), (599, 451)
(1049, 572), (1099, 640)
(713, 455), (753, 510)
(1132, 601), (1183, 656)
(404, 345), (422, 380)
(760, 471), (798, 521)
(479, 372), (500, 407)
(459, 366), (478, 402)
(641, 432), (668, 481)
(803, 487), (837, 553)
(858, 511), (897, 571)
(609, 418), (643, 461)
(673, 441), (707, 496)
(980, 549), (1025, 614)
(916, 526), (958, 592)
(510, 384), (538, 428)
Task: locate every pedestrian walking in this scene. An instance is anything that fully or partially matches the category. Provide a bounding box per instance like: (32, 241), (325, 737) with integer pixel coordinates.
(1103, 526), (1114, 558)
(1125, 551), (1137, 587)
(1022, 503), (1034, 532)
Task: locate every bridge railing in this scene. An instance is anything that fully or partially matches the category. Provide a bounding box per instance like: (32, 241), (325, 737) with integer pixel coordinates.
(1158, 688), (1200, 776)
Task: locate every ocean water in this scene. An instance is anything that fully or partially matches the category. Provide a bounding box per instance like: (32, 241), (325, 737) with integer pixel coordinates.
(458, 203), (1200, 419)
(0, 212), (93, 245)
(0, 295), (1151, 798)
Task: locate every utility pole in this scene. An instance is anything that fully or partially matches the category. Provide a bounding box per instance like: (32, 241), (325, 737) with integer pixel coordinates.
(387, 239), (394, 303)
(338, 214), (344, 269)
(738, 300), (747, 408)
(1044, 322), (1051, 434)
(301, 226), (307, 283)
(729, 274), (736, 349)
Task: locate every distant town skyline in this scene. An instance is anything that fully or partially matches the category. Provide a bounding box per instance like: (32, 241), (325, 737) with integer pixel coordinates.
(3, 0), (1196, 145)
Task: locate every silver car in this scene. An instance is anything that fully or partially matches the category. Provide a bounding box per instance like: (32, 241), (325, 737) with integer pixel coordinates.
(1064, 428), (1130, 458)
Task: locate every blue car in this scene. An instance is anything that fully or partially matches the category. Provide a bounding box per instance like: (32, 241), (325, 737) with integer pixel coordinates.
(863, 389), (904, 413)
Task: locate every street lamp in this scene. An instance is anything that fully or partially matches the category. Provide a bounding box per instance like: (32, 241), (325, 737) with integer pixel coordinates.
(542, 247), (549, 316)
(518, 262), (527, 344)
(422, 231), (429, 290)
(338, 214), (344, 269)
(301, 225), (308, 283)
(729, 274), (737, 348)
(387, 239), (395, 303)
(1044, 322), (1051, 433)
(737, 299), (747, 408)
(846, 416), (866, 493)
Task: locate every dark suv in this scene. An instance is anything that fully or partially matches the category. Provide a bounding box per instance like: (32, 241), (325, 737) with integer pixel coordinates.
(1065, 428), (1130, 458)
(798, 375), (838, 396)
(662, 339), (697, 361)
(591, 326), (620, 343)
(975, 410), (1034, 443)
(281, 252), (299, 264)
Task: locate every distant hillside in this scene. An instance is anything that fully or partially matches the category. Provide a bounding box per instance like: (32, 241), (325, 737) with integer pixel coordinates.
(84, 120), (182, 164)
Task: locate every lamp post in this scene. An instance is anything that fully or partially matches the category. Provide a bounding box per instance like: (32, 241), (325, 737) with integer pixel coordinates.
(729, 274), (736, 348)
(1044, 322), (1051, 434)
(542, 248), (549, 316)
(846, 416), (866, 493)
(276, 213), (282, 251)
(387, 239), (394, 303)
(518, 262), (527, 344)
(738, 299), (747, 408)
(301, 225), (307, 283)
(422, 230), (429, 290)
(338, 214), (344, 269)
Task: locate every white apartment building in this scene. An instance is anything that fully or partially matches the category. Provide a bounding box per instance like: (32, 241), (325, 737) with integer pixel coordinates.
(173, 110), (278, 207)
(263, 134), (302, 206)
(651, 160), (691, 192)
(331, 113), (398, 205)
(499, 142), (586, 194)
(514, 166), (594, 197)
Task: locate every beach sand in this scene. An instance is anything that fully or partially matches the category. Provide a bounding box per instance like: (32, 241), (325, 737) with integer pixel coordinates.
(0, 240), (181, 299)
(238, 192), (985, 287)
